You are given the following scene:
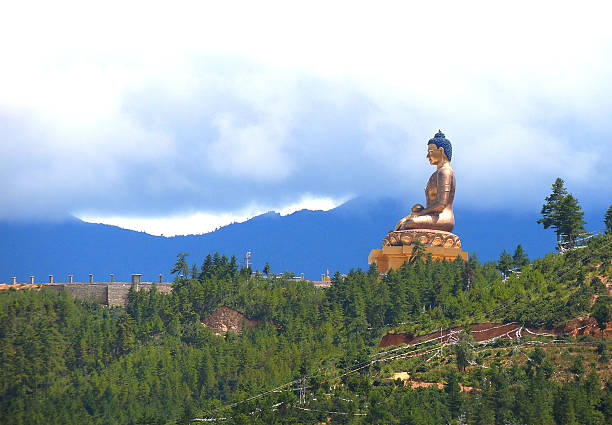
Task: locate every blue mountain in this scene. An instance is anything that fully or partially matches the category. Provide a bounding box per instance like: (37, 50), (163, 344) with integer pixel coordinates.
(0, 197), (594, 283)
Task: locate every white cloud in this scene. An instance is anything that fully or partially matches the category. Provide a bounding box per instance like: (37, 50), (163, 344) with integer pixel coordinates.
(1, 1), (611, 223)
(79, 194), (345, 236)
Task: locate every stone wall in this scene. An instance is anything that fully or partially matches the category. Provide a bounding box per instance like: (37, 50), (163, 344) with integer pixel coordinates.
(40, 282), (173, 307)
(106, 282), (133, 307)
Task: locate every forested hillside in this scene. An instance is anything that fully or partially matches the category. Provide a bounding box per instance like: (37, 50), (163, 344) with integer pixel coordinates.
(1, 234), (612, 424)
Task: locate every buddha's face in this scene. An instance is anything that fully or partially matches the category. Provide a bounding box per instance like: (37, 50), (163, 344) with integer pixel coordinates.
(426, 144), (446, 165)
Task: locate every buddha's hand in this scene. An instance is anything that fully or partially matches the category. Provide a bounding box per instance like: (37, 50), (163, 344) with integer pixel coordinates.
(411, 204), (424, 215)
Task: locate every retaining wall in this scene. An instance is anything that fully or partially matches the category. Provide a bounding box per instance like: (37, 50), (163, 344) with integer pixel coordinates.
(40, 282), (173, 307)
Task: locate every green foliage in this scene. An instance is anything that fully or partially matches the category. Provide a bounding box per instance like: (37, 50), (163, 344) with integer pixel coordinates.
(592, 296), (611, 338)
(605, 204), (612, 234)
(538, 178), (587, 249)
(454, 330), (475, 371)
(1, 235), (612, 424)
(171, 253), (190, 278)
(496, 250), (513, 276)
(512, 244), (530, 269)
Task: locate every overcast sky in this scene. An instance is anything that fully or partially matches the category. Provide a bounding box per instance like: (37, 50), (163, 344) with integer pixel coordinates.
(1, 1), (611, 235)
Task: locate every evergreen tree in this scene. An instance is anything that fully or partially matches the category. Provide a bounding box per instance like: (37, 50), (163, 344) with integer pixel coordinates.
(558, 194), (587, 248)
(200, 254), (213, 280)
(592, 296), (611, 340)
(512, 244), (529, 269)
(538, 178), (567, 242)
(497, 250), (513, 277)
(445, 368), (463, 418)
(171, 253), (190, 278)
(454, 330), (475, 371)
(538, 178), (587, 249)
(462, 256), (477, 291)
(605, 204), (612, 234)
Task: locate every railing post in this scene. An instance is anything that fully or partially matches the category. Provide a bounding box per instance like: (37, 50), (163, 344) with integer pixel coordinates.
(89, 274), (94, 283)
(29, 276), (34, 284)
(159, 273), (163, 283)
(11, 277), (16, 284)
(49, 275), (53, 283)
(110, 274), (114, 283)
(68, 275), (73, 283)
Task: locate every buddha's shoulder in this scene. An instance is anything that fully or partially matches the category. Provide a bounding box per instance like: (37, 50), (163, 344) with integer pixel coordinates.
(434, 167), (454, 177)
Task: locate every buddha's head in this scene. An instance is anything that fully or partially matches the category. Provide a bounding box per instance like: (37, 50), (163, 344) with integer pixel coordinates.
(427, 130), (452, 164)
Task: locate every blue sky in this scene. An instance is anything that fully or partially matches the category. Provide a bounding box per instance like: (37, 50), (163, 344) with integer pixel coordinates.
(1, 1), (611, 235)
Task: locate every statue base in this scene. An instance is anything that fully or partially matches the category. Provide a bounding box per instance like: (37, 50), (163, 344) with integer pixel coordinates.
(369, 230), (468, 274)
(368, 245), (468, 274)
(383, 229), (462, 248)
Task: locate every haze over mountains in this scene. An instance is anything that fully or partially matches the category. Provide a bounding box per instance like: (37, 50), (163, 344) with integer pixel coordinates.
(0, 197), (605, 283)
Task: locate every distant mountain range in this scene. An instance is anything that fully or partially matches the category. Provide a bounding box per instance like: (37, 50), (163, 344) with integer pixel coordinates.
(0, 197), (604, 282)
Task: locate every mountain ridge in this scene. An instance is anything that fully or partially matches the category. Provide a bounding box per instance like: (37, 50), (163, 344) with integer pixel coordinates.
(0, 197), (603, 282)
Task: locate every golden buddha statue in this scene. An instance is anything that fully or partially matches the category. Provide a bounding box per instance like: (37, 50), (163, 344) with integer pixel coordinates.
(369, 130), (467, 272)
(395, 130), (455, 232)
(379, 131), (463, 249)
(369, 131), (467, 271)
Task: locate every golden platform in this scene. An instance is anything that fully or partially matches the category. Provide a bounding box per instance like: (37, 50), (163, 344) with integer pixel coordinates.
(368, 244), (468, 274)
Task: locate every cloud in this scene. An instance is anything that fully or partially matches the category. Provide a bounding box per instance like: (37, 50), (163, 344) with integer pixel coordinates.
(1, 1), (611, 223)
(80, 194), (345, 236)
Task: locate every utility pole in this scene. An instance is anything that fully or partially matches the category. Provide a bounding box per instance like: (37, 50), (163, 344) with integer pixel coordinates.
(300, 377), (306, 405)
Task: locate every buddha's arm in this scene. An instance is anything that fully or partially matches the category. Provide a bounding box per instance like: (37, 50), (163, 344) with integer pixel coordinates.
(414, 170), (452, 216)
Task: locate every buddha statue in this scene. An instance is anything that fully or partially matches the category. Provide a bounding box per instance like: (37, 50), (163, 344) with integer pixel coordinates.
(395, 131), (455, 232)
(370, 130), (467, 270)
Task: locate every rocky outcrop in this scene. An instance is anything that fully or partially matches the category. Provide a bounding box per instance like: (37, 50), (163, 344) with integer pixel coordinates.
(203, 306), (257, 334)
(558, 316), (612, 338)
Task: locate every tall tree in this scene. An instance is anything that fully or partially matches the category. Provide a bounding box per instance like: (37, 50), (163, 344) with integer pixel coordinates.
(538, 178), (586, 249)
(171, 253), (190, 278)
(512, 244), (529, 269)
(605, 204), (612, 234)
(462, 257), (477, 291)
(558, 194), (587, 248)
(592, 296), (611, 340)
(497, 250), (513, 277)
(454, 330), (475, 371)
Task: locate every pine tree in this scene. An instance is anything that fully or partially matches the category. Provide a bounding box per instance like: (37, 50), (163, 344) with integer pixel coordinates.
(512, 244), (529, 269)
(558, 194), (587, 248)
(592, 297), (611, 340)
(454, 330), (475, 371)
(538, 178), (567, 244)
(538, 178), (586, 249)
(605, 204), (612, 234)
(497, 250), (513, 277)
(171, 253), (190, 278)
(462, 257), (477, 291)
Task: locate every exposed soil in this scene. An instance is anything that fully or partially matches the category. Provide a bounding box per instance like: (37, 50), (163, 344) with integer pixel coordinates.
(384, 372), (476, 392)
(202, 306), (258, 335)
(379, 318), (612, 348)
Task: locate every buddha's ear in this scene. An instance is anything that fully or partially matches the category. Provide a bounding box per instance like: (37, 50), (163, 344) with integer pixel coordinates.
(438, 146), (447, 160)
